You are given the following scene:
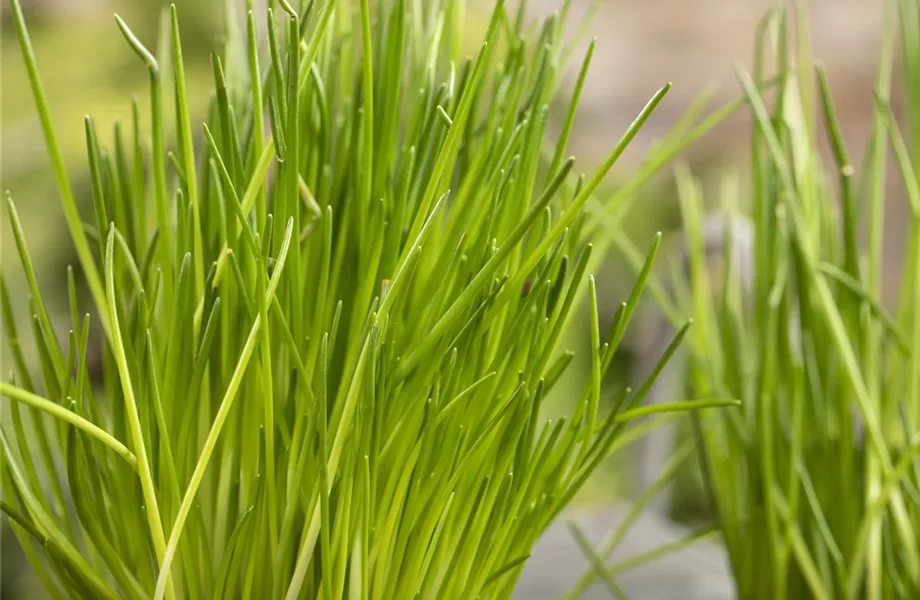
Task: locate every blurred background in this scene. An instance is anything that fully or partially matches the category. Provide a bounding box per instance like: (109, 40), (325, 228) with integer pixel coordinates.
(1, 0), (906, 596)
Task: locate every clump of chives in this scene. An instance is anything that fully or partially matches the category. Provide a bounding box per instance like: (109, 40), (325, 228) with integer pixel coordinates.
(632, 3), (920, 599)
(1, 0), (739, 598)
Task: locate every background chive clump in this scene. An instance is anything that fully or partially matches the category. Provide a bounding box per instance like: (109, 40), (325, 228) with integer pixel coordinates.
(1, 0), (732, 598)
(634, 3), (920, 599)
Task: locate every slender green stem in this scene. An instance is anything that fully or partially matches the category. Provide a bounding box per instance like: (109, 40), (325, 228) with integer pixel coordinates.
(0, 383), (137, 470)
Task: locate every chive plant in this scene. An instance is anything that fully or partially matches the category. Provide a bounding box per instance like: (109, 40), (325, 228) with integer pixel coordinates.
(0, 1), (738, 598)
(636, 3), (920, 599)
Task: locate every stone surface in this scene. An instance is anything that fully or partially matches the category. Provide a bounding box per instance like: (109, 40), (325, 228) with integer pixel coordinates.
(514, 504), (734, 600)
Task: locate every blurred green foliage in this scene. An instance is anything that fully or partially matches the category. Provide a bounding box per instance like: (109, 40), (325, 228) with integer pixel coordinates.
(2, 2), (220, 386)
(2, 3), (221, 596)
